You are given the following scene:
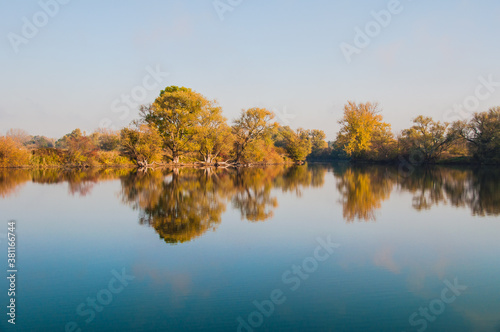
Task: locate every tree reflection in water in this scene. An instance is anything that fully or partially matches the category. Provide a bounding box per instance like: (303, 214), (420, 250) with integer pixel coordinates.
(119, 166), (325, 242)
(0, 168), (132, 197)
(0, 165), (498, 242)
(333, 165), (500, 222)
(334, 165), (393, 222)
(120, 168), (227, 244)
(397, 166), (500, 216)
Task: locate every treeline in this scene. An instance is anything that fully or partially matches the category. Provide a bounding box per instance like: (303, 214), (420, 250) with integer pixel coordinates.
(0, 86), (327, 167)
(1, 86), (499, 167)
(331, 101), (500, 165)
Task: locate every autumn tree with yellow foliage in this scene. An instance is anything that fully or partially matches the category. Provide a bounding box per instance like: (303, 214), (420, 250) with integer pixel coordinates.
(197, 103), (233, 163)
(232, 108), (279, 163)
(4, 82), (500, 167)
(335, 101), (395, 160)
(140, 86), (216, 163)
(120, 123), (163, 167)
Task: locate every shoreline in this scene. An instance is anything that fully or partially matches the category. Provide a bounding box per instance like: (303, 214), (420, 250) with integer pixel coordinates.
(0, 161), (302, 169)
(1, 159), (498, 169)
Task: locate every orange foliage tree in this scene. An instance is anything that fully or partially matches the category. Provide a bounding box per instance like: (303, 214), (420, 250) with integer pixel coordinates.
(0, 136), (30, 167)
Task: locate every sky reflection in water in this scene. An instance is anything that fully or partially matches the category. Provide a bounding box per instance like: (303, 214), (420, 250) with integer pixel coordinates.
(0, 164), (499, 332)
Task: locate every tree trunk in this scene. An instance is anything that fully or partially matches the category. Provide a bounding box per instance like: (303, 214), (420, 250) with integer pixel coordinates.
(235, 148), (243, 163)
(171, 147), (180, 163)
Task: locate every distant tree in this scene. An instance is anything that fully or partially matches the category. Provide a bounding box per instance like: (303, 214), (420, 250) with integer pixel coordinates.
(399, 115), (454, 162)
(6, 128), (30, 146)
(306, 129), (332, 160)
(232, 108), (277, 163)
(26, 135), (55, 149)
(452, 107), (500, 163)
(56, 128), (83, 149)
(92, 129), (120, 151)
(335, 101), (392, 159)
(308, 129), (328, 154)
(120, 124), (163, 166)
(62, 129), (97, 165)
(141, 86), (212, 163)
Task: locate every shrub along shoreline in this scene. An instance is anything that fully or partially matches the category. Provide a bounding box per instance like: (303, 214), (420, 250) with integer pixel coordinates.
(1, 160), (300, 169)
(1, 86), (499, 168)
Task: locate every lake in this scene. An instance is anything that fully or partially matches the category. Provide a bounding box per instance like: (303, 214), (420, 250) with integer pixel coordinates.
(0, 164), (499, 332)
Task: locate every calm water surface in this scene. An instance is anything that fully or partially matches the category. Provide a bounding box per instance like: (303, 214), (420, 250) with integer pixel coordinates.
(0, 164), (499, 332)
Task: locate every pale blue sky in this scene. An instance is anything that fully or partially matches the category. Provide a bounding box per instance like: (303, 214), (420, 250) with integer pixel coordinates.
(1, 0), (500, 140)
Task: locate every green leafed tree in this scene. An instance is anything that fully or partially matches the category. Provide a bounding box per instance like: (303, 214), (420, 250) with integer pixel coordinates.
(140, 86), (213, 163)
